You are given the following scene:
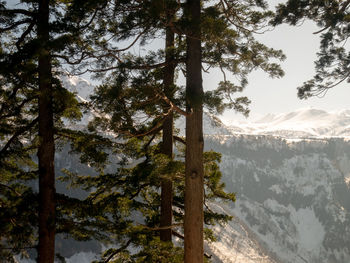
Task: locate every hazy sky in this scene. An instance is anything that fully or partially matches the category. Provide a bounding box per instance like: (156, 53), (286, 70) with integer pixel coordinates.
(217, 0), (350, 123)
(18, 0), (344, 124)
(78, 0), (349, 123)
(8, 0), (349, 122)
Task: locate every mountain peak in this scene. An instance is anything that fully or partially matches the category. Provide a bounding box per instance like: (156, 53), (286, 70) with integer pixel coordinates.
(60, 73), (94, 101)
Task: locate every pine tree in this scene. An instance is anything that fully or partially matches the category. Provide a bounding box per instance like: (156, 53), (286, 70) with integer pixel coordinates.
(160, 7), (176, 242)
(184, 0), (204, 261)
(181, 0), (286, 260)
(0, 1), (107, 261)
(84, 1), (285, 261)
(273, 0), (350, 98)
(1, 1), (285, 261)
(36, 0), (56, 261)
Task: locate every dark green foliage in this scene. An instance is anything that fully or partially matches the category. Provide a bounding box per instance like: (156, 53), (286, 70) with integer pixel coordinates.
(82, 0), (285, 260)
(0, 0), (111, 260)
(0, 0), (286, 261)
(62, 129), (236, 261)
(273, 0), (350, 98)
(199, 0), (285, 116)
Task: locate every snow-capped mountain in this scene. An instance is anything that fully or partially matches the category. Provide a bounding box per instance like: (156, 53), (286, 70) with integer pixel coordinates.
(60, 73), (94, 102)
(24, 75), (350, 263)
(227, 108), (350, 138)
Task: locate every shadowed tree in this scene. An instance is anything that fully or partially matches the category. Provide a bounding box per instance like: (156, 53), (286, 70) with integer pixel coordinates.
(86, 0), (285, 261)
(0, 0), (285, 261)
(0, 1), (109, 261)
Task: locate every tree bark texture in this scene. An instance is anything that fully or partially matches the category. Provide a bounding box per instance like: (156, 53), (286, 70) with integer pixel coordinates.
(160, 25), (175, 242)
(184, 0), (204, 262)
(37, 0), (56, 262)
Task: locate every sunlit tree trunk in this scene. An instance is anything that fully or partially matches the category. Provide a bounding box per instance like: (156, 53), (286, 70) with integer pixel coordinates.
(184, 0), (204, 262)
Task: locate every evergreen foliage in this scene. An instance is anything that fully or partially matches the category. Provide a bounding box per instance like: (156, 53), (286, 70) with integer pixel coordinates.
(273, 0), (350, 98)
(0, 0), (285, 262)
(0, 0), (107, 261)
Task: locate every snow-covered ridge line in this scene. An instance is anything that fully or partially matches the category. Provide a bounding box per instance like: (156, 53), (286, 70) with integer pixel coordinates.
(226, 108), (350, 139)
(60, 74), (350, 139)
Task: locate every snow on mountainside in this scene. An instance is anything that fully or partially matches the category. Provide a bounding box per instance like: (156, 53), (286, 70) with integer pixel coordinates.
(62, 73), (350, 139)
(31, 75), (350, 263)
(177, 107), (350, 262)
(60, 73), (94, 102)
(211, 135), (350, 263)
(227, 108), (350, 138)
(60, 73), (98, 130)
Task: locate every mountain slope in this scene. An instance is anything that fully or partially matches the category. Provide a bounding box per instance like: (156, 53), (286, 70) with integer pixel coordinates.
(206, 133), (350, 263)
(66, 75), (350, 262)
(18, 75), (350, 263)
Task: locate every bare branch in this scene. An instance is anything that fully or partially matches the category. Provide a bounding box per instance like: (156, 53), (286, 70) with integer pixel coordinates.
(157, 93), (190, 117)
(172, 230), (184, 239)
(0, 8), (35, 17)
(174, 135), (185, 145)
(0, 19), (32, 33)
(103, 239), (132, 263)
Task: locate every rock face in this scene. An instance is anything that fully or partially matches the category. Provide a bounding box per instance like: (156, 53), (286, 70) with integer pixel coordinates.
(203, 118), (350, 263)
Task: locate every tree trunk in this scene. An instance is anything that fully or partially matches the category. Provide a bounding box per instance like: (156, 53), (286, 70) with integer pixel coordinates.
(37, 0), (56, 262)
(160, 25), (175, 242)
(184, 0), (204, 262)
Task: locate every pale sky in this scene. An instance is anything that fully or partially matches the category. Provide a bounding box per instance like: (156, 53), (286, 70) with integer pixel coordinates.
(38, 0), (347, 124)
(79, 0), (349, 124)
(217, 0), (350, 123)
(8, 0), (349, 123)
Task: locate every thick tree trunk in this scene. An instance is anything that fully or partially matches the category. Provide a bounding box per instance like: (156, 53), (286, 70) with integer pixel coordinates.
(160, 26), (175, 242)
(184, 0), (204, 262)
(37, 0), (56, 262)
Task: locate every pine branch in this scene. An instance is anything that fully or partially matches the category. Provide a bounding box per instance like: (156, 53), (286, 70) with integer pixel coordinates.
(0, 96), (35, 120)
(0, 246), (36, 250)
(313, 0), (350, 34)
(0, 117), (38, 158)
(0, 183), (21, 196)
(103, 239), (132, 263)
(90, 56), (184, 73)
(174, 136), (185, 145)
(0, 8), (35, 17)
(53, 52), (90, 65)
(122, 122), (163, 138)
(0, 19), (33, 33)
(139, 223), (183, 231)
(16, 21), (35, 49)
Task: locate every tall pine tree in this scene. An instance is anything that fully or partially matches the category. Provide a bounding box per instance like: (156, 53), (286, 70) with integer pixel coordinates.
(184, 0), (204, 261)
(0, 1), (107, 261)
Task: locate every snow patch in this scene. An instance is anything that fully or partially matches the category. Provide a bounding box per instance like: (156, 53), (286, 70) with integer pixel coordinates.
(290, 207), (325, 252)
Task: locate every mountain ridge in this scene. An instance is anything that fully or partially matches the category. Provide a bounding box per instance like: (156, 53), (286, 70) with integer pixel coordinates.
(57, 75), (350, 263)
(226, 108), (350, 139)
